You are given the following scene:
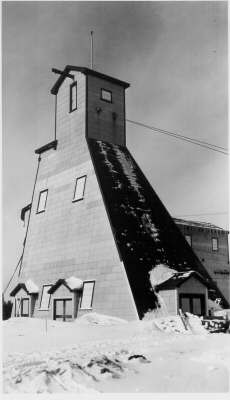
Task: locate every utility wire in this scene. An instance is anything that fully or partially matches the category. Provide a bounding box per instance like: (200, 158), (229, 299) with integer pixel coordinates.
(127, 119), (228, 151)
(3, 254), (23, 295)
(18, 155), (41, 276)
(126, 119), (229, 156)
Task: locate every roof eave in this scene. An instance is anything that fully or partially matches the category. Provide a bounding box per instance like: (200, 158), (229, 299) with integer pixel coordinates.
(50, 66), (130, 95)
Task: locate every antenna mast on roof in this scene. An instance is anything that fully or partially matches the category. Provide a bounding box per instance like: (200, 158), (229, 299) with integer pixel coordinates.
(90, 30), (94, 69)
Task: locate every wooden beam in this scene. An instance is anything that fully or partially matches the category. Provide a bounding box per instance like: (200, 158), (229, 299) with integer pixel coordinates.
(52, 68), (74, 80)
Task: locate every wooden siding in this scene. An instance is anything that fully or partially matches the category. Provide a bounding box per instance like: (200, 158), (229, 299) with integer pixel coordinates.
(87, 75), (125, 145)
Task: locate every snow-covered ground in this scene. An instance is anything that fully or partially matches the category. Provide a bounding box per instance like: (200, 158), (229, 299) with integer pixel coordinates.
(2, 313), (230, 393)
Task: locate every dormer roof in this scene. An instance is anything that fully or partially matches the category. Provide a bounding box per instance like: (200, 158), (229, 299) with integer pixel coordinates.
(10, 279), (39, 296)
(51, 66), (130, 95)
(48, 276), (83, 294)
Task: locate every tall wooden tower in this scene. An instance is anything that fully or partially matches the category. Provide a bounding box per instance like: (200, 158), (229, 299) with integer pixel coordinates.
(10, 66), (228, 321)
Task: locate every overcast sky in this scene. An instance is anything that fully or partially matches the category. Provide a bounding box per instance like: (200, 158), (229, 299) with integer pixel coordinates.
(2, 1), (228, 286)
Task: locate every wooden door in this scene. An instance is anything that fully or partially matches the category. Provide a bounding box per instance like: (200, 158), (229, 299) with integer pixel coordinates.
(53, 298), (72, 321)
(179, 293), (205, 316)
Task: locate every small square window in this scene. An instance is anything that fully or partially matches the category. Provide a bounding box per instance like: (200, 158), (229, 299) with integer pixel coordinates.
(80, 281), (95, 309)
(39, 285), (52, 310)
(73, 176), (86, 202)
(70, 81), (77, 112)
(212, 237), (218, 251)
(185, 234), (192, 247)
(101, 88), (112, 103)
(37, 189), (48, 213)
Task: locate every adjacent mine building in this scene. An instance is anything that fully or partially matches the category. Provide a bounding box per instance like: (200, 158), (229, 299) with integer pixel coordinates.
(174, 218), (229, 304)
(10, 66), (229, 321)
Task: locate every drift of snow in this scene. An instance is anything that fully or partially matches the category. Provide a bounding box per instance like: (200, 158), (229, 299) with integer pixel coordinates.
(149, 264), (177, 288)
(214, 309), (230, 318)
(3, 315), (230, 393)
(25, 279), (39, 294)
(65, 276), (83, 291)
(75, 312), (128, 326)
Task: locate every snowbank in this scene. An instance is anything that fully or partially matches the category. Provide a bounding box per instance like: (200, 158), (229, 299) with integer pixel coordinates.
(214, 309), (230, 318)
(75, 312), (128, 326)
(3, 314), (230, 393)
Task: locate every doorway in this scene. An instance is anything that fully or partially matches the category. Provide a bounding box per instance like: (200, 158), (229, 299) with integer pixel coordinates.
(53, 298), (72, 321)
(179, 293), (206, 316)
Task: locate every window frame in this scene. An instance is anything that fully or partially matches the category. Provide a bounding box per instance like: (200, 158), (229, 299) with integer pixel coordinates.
(100, 88), (112, 103)
(80, 280), (95, 310)
(53, 298), (73, 321)
(21, 298), (30, 317)
(72, 175), (87, 203)
(15, 298), (21, 317)
(212, 237), (219, 252)
(36, 189), (48, 214)
(39, 284), (52, 311)
(69, 81), (78, 112)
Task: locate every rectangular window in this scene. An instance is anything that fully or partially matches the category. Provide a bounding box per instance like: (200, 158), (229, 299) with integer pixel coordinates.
(15, 298), (21, 317)
(73, 175), (86, 202)
(185, 234), (192, 247)
(39, 285), (52, 310)
(37, 189), (48, 213)
(70, 81), (77, 112)
(80, 281), (95, 309)
(212, 237), (218, 251)
(21, 298), (29, 317)
(101, 88), (112, 103)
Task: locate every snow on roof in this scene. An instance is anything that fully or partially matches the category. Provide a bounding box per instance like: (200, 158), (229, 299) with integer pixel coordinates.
(155, 270), (209, 291)
(48, 276), (83, 294)
(25, 279), (39, 294)
(65, 277), (83, 291)
(10, 279), (39, 296)
(149, 264), (178, 288)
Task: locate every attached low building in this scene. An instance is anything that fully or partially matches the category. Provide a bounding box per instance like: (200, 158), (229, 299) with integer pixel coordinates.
(174, 218), (230, 305)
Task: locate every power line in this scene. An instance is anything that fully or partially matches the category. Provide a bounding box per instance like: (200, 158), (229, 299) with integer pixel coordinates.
(126, 119), (229, 156)
(127, 119), (228, 152)
(3, 254), (22, 295)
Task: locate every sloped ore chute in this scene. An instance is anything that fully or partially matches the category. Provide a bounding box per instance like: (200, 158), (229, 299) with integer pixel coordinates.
(88, 139), (228, 317)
